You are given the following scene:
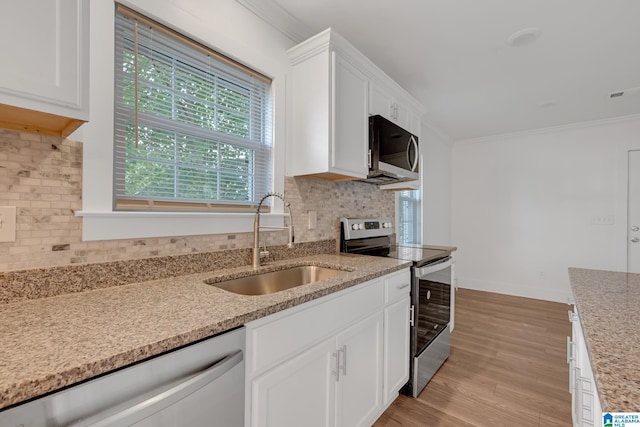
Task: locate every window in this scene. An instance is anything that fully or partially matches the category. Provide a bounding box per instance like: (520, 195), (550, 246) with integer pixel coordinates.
(114, 5), (272, 212)
(397, 190), (421, 244)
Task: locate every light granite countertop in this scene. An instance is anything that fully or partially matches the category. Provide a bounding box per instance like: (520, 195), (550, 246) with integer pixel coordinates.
(0, 253), (411, 410)
(568, 268), (640, 412)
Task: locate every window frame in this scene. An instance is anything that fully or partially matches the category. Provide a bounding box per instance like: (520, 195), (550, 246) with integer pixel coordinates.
(75, 0), (287, 241)
(396, 189), (422, 244)
(113, 4), (273, 212)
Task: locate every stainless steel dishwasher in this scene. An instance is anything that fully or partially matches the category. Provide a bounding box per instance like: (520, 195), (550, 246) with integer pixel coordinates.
(0, 327), (245, 427)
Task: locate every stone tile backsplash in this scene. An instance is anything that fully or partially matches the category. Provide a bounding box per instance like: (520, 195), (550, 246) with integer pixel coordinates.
(0, 129), (395, 272)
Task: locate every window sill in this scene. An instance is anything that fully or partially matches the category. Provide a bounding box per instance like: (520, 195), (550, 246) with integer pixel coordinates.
(76, 211), (285, 241)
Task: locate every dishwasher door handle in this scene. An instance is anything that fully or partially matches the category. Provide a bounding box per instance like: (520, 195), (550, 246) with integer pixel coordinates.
(81, 350), (243, 427)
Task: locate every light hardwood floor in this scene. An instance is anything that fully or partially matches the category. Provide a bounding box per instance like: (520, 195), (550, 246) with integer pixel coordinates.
(375, 288), (572, 427)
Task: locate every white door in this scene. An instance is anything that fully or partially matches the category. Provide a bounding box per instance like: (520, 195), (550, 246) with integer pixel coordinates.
(335, 312), (383, 427)
(629, 150), (640, 273)
(383, 297), (411, 406)
(332, 52), (369, 177)
(250, 338), (335, 427)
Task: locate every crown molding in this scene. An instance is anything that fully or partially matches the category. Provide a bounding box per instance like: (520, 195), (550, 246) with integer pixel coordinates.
(454, 113), (640, 146)
(236, 0), (313, 44)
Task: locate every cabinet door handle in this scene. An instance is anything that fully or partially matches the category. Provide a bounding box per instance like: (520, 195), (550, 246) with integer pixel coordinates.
(566, 336), (575, 364)
(340, 345), (347, 376)
(397, 283), (410, 290)
(333, 350), (340, 382)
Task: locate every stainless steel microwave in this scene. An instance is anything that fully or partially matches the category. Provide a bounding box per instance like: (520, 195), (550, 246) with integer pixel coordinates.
(363, 115), (419, 184)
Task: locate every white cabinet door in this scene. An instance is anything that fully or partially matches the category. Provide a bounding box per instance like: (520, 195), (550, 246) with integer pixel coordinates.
(251, 338), (336, 427)
(369, 82), (394, 122)
(383, 296), (411, 406)
(335, 312), (383, 427)
(394, 101), (412, 132)
(332, 53), (369, 177)
(570, 309), (602, 427)
(287, 29), (369, 180)
(0, 0), (89, 135)
(369, 82), (419, 136)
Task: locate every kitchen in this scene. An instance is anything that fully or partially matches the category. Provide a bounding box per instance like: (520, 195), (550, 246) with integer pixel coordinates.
(1, 1), (639, 426)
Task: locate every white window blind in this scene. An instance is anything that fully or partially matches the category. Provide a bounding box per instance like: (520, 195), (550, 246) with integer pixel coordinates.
(114, 5), (273, 212)
(398, 190), (421, 244)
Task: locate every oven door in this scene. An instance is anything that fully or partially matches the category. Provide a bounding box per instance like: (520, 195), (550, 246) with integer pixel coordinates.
(406, 256), (452, 397)
(414, 256), (452, 354)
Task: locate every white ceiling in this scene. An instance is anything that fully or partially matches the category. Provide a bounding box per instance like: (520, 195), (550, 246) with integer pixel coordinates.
(238, 0), (640, 141)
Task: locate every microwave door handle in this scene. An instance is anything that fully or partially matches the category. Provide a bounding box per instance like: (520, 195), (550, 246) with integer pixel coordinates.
(407, 135), (418, 172)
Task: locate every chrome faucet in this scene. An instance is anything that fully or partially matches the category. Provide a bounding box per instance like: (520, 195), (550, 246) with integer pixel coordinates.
(253, 192), (294, 269)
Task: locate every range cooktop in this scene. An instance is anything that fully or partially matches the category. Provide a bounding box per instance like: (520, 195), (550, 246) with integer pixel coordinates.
(388, 244), (450, 267)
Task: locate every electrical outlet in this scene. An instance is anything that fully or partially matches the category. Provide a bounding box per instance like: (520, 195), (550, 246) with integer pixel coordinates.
(308, 211), (317, 230)
(0, 206), (17, 242)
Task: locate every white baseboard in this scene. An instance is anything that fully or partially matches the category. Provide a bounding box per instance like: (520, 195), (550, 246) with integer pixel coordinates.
(457, 277), (571, 304)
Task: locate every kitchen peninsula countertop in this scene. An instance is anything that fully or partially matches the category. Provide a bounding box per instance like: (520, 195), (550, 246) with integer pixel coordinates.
(0, 253), (410, 410)
(568, 268), (640, 412)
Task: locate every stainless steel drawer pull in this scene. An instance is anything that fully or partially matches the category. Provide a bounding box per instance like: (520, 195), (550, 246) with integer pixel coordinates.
(397, 283), (410, 290)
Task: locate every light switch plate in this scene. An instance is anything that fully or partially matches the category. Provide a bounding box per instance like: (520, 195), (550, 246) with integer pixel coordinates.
(0, 206), (17, 242)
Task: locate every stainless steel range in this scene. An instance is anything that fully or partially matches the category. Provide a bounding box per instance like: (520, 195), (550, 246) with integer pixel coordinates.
(340, 217), (453, 398)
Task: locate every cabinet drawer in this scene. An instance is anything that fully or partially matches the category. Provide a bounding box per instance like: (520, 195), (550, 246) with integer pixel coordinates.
(247, 279), (384, 376)
(384, 269), (411, 304)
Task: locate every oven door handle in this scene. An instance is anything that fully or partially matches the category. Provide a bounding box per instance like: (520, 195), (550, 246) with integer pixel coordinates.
(415, 256), (452, 277)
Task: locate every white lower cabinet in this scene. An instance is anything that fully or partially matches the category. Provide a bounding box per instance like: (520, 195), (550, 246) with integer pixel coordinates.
(336, 312), (383, 427)
(383, 297), (410, 406)
(568, 309), (602, 427)
(245, 268), (410, 427)
(382, 270), (411, 407)
(251, 338), (336, 427)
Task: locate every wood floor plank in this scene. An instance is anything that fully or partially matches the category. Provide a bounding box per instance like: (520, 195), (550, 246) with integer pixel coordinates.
(375, 288), (572, 426)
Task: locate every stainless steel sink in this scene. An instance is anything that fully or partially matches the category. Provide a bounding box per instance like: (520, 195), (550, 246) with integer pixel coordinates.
(205, 265), (346, 296)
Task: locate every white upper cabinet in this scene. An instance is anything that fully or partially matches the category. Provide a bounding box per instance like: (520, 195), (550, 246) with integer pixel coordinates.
(287, 29), (369, 180)
(369, 80), (421, 137)
(0, 0), (89, 137)
(287, 28), (425, 182)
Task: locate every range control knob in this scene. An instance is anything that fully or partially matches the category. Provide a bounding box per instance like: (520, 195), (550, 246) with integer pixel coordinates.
(381, 222), (392, 228)
(351, 224), (359, 230)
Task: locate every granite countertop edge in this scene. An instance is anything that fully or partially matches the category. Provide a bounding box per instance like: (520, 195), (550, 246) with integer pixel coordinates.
(568, 267), (640, 413)
(0, 253), (412, 411)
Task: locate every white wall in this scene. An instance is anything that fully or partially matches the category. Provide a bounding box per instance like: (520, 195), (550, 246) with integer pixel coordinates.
(421, 121), (452, 245)
(452, 116), (640, 302)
